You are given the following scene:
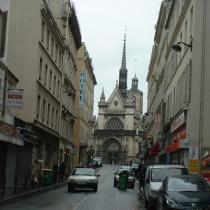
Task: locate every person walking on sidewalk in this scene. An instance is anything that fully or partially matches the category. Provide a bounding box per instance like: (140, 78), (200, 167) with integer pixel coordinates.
(31, 160), (41, 188)
(59, 162), (66, 183)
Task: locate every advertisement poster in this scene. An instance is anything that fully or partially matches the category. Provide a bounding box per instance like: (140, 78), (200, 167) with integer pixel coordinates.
(188, 146), (198, 174)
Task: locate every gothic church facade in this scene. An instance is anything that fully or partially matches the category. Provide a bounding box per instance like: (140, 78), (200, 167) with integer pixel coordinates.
(94, 36), (143, 164)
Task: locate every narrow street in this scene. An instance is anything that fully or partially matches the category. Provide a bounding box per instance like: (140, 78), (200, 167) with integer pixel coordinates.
(1, 165), (146, 210)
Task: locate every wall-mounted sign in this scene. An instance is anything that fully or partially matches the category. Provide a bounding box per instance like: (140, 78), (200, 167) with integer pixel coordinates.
(171, 112), (185, 133)
(80, 71), (86, 106)
(7, 89), (24, 109)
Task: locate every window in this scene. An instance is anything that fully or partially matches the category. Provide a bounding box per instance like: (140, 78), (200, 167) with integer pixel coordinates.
(41, 20), (45, 43)
(39, 57), (43, 80)
(53, 76), (56, 94)
(51, 37), (54, 56)
(190, 6), (194, 39)
(47, 29), (50, 50)
(0, 11), (7, 57)
(51, 107), (54, 127)
(106, 118), (124, 130)
(49, 70), (52, 90)
(57, 80), (60, 98)
(44, 64), (48, 85)
(42, 99), (46, 122)
(55, 45), (58, 63)
(37, 95), (41, 119)
(59, 50), (62, 67)
(47, 103), (50, 125)
(55, 110), (58, 129)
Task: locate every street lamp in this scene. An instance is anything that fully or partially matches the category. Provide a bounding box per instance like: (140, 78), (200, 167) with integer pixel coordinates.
(171, 41), (192, 52)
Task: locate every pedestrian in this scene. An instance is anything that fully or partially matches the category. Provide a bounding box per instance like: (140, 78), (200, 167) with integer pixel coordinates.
(31, 160), (41, 188)
(59, 162), (66, 182)
(52, 163), (58, 184)
(138, 162), (146, 192)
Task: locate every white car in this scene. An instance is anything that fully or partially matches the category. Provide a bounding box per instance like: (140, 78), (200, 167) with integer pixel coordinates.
(68, 168), (100, 192)
(144, 164), (188, 209)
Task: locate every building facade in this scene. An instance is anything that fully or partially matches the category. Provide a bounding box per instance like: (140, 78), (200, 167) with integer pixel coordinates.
(95, 36), (143, 164)
(75, 43), (97, 165)
(3, 0), (81, 185)
(146, 0), (210, 180)
(0, 1), (25, 198)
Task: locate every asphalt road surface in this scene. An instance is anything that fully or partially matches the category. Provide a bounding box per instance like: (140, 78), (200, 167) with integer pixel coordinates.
(1, 164), (146, 210)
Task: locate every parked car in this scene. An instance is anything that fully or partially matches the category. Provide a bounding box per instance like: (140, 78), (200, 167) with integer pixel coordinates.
(68, 167), (100, 192)
(157, 175), (210, 210)
(144, 164), (188, 209)
(93, 157), (103, 167)
(113, 168), (135, 189)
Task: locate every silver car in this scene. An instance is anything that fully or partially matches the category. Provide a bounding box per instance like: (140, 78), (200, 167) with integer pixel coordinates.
(68, 168), (100, 192)
(144, 164), (188, 209)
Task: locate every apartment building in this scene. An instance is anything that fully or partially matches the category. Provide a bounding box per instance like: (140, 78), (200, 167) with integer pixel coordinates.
(1, 0), (81, 194)
(146, 0), (210, 179)
(74, 43), (97, 165)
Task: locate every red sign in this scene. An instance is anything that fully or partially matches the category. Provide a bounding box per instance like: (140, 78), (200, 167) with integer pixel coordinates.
(165, 126), (187, 153)
(149, 143), (160, 156)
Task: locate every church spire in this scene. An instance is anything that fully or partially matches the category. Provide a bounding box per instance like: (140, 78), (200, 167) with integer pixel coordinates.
(100, 88), (105, 101)
(119, 33), (128, 98)
(121, 33), (126, 69)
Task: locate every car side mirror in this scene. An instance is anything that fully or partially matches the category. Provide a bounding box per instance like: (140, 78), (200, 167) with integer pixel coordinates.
(113, 172), (116, 175)
(97, 174), (100, 177)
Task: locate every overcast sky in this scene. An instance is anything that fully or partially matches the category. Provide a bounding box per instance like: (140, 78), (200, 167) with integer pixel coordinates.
(73, 0), (162, 115)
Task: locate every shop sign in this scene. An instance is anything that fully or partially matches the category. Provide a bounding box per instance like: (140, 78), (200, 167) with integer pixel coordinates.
(189, 160), (198, 173)
(171, 112), (185, 133)
(7, 89), (24, 109)
(0, 120), (23, 146)
(189, 146), (198, 159)
(180, 139), (189, 148)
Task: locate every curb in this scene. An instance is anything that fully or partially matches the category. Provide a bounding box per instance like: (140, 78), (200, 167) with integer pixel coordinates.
(0, 182), (67, 207)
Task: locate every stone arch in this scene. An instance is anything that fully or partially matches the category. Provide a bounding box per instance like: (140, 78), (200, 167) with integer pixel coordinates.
(102, 138), (124, 164)
(105, 117), (124, 130)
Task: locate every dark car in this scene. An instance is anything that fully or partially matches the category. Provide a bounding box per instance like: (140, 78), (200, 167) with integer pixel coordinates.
(113, 168), (135, 189)
(157, 175), (210, 210)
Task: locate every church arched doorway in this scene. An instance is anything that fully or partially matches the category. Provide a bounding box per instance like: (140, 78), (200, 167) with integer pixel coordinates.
(102, 138), (122, 164)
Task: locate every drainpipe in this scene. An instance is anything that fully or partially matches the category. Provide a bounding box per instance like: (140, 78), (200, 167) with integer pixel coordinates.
(198, 0), (207, 175)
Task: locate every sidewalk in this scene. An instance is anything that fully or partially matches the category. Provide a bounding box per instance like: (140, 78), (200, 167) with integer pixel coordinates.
(0, 181), (67, 207)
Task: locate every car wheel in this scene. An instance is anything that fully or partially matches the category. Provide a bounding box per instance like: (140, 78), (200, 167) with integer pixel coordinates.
(93, 185), (98, 192)
(68, 184), (74, 192)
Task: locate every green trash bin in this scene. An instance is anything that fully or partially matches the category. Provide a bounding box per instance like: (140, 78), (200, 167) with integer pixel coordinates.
(118, 171), (128, 191)
(42, 169), (53, 186)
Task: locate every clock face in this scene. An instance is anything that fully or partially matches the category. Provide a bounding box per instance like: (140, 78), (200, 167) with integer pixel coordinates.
(114, 100), (118, 106)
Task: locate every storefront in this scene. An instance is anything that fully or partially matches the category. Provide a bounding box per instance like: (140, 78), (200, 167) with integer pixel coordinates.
(0, 120), (23, 198)
(165, 112), (189, 166)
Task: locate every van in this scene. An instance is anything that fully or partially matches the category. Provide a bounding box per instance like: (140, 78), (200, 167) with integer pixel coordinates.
(144, 164), (188, 209)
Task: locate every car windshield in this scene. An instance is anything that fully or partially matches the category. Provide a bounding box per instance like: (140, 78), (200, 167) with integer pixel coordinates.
(131, 164), (138, 168)
(71, 168), (95, 176)
(151, 168), (188, 182)
(168, 177), (210, 192)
